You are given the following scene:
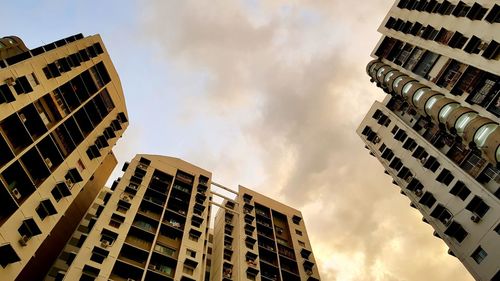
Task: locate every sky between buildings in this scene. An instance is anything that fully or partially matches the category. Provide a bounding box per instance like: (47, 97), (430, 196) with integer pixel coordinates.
(2, 0), (474, 280)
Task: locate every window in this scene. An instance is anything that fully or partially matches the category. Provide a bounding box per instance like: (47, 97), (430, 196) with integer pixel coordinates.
(423, 156), (440, 172)
(449, 181), (471, 201)
(381, 148), (395, 162)
(402, 138), (417, 151)
(109, 213), (125, 228)
(292, 215), (302, 225)
(389, 157), (403, 171)
(187, 249), (196, 258)
(471, 246), (487, 264)
(90, 246), (109, 264)
(18, 218), (42, 239)
(394, 129), (407, 142)
(189, 233), (199, 242)
(444, 221), (468, 243)
(419, 192), (436, 208)
(430, 204), (452, 225)
(100, 228), (118, 246)
(81, 264), (99, 281)
(412, 146), (428, 160)
(391, 125), (399, 135)
(494, 223), (500, 235)
(295, 229), (303, 236)
(298, 240), (306, 247)
(436, 169), (454, 185)
(485, 4), (500, 23)
(183, 265), (194, 275)
(465, 196), (490, 218)
(36, 199), (57, 220)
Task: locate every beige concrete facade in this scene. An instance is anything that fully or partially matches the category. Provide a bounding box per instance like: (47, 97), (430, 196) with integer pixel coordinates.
(0, 34), (128, 280)
(358, 1), (499, 280)
(56, 155), (212, 281)
(211, 186), (321, 281)
(53, 155), (320, 281)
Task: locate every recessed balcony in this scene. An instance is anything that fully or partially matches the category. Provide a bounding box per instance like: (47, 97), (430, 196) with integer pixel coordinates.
(0, 113), (33, 154)
(117, 243), (149, 268)
(2, 161), (35, 204)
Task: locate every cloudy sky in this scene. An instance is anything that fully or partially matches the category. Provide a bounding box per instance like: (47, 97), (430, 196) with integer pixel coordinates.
(3, 0), (473, 280)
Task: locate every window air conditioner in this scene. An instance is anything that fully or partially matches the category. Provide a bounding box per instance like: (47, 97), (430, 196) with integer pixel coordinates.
(65, 178), (74, 188)
(470, 215), (480, 223)
(4, 77), (16, 86)
(19, 113), (27, 123)
(44, 158), (53, 168)
(478, 42), (488, 51)
(12, 188), (22, 199)
(101, 240), (110, 248)
(443, 218), (451, 226)
(420, 156), (427, 164)
(122, 195), (130, 202)
(415, 189), (423, 197)
(19, 235), (30, 246)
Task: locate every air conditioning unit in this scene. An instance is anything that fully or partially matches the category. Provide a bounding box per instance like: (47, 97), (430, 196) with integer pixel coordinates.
(443, 218), (451, 226)
(306, 270), (313, 276)
(65, 178), (74, 188)
(373, 136), (381, 144)
(44, 158), (53, 168)
(126, 279), (136, 281)
(12, 188), (22, 199)
(470, 215), (481, 223)
(101, 240), (110, 248)
(19, 235), (30, 246)
(478, 41), (488, 51)
(19, 113), (27, 123)
(420, 156), (427, 164)
(415, 189), (423, 197)
(122, 195), (130, 202)
(4, 77), (16, 86)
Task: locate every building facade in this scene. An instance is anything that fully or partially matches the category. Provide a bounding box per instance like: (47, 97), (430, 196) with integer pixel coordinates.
(211, 186), (320, 281)
(54, 155), (213, 281)
(0, 34), (128, 281)
(50, 155), (321, 281)
(357, 1), (499, 280)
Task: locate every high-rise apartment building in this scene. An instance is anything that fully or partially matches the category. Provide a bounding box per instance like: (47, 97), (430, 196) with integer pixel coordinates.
(211, 186), (320, 281)
(50, 154), (321, 281)
(0, 34), (128, 281)
(357, 1), (499, 280)
(56, 155), (213, 281)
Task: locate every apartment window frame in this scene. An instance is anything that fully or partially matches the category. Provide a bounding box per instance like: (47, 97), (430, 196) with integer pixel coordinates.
(449, 181), (471, 201)
(471, 246), (487, 264)
(465, 196), (490, 218)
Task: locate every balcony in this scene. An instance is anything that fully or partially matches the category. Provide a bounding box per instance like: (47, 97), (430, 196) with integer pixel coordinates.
(138, 203), (162, 221)
(163, 217), (185, 234)
(258, 238), (276, 252)
(117, 243), (148, 268)
(257, 219), (272, 229)
(125, 234), (152, 252)
(222, 262), (233, 281)
(110, 259), (144, 281)
(143, 193), (166, 207)
(154, 243), (178, 260)
(255, 209), (271, 219)
(175, 170), (194, 185)
(278, 244), (296, 260)
(132, 217), (158, 234)
(173, 184), (191, 195)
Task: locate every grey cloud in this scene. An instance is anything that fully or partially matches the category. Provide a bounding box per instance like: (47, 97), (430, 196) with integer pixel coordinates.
(141, 1), (473, 280)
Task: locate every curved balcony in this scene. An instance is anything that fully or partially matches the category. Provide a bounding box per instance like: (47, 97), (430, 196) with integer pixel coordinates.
(367, 59), (499, 166)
